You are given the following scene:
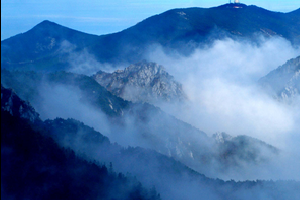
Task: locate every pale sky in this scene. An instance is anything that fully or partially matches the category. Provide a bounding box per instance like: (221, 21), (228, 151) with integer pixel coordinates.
(1, 0), (300, 40)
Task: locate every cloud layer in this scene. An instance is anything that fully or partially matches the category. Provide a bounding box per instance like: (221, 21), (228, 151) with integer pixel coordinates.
(147, 36), (299, 146)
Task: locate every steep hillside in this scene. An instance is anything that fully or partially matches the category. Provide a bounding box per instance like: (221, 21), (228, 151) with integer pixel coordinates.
(1, 70), (280, 178)
(1, 87), (161, 200)
(0, 69), (212, 173)
(1, 84), (40, 123)
(2, 85), (299, 200)
(1, 69), (129, 116)
(1, 20), (98, 71)
(259, 55), (300, 100)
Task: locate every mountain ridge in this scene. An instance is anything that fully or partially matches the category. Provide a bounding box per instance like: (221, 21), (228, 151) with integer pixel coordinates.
(1, 87), (161, 200)
(2, 4), (300, 71)
(1, 84), (40, 123)
(2, 85), (300, 200)
(1, 69), (281, 179)
(259, 55), (300, 100)
(93, 61), (187, 104)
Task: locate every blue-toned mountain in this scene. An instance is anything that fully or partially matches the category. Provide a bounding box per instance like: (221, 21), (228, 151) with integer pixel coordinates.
(1, 69), (281, 179)
(2, 85), (300, 200)
(259, 55), (300, 101)
(93, 61), (187, 104)
(2, 4), (300, 71)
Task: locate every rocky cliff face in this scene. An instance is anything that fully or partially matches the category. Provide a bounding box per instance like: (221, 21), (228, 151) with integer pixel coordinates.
(259, 55), (300, 101)
(212, 132), (233, 144)
(1, 85), (40, 122)
(93, 61), (186, 104)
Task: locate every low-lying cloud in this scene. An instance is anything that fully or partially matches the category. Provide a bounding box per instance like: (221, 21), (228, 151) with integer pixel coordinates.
(19, 35), (300, 181)
(146, 36), (299, 147)
(143, 36), (300, 180)
(59, 40), (118, 76)
(35, 82), (111, 136)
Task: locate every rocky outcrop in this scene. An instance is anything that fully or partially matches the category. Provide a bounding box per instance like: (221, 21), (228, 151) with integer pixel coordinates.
(212, 132), (233, 144)
(93, 61), (186, 104)
(1, 85), (40, 122)
(259, 55), (300, 101)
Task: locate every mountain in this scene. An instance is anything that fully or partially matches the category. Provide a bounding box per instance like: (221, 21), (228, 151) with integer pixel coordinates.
(213, 132), (279, 168)
(43, 117), (214, 200)
(2, 85), (300, 200)
(2, 4), (300, 71)
(0, 69), (212, 173)
(259, 55), (300, 100)
(43, 117), (298, 200)
(93, 61), (186, 104)
(0, 85), (207, 200)
(1, 86), (161, 200)
(1, 84), (40, 123)
(1, 69), (129, 117)
(1, 69), (280, 178)
(1, 20), (98, 72)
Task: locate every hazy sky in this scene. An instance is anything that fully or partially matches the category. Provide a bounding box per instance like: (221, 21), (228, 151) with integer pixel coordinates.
(1, 0), (300, 40)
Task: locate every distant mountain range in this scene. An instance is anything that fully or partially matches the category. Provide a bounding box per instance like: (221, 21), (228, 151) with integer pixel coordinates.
(2, 3), (300, 199)
(2, 4), (300, 72)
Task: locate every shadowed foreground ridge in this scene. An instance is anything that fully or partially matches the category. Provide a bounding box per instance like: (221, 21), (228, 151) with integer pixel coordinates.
(2, 85), (300, 200)
(1, 86), (161, 200)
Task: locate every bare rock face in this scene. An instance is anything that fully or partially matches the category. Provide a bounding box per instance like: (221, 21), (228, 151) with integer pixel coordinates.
(1, 85), (40, 122)
(259, 55), (300, 101)
(212, 132), (233, 144)
(93, 61), (186, 104)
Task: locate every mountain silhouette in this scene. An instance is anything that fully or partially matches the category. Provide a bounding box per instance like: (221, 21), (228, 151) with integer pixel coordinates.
(2, 4), (300, 71)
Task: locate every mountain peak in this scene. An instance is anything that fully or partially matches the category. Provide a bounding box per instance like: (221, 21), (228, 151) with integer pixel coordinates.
(30, 20), (63, 31)
(2, 4), (300, 70)
(124, 60), (166, 75)
(93, 61), (187, 104)
(38, 20), (55, 25)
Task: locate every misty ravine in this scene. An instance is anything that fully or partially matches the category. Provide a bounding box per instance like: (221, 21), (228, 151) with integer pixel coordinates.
(1, 2), (300, 200)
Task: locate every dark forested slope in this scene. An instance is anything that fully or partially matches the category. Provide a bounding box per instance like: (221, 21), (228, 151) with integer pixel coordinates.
(1, 87), (161, 200)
